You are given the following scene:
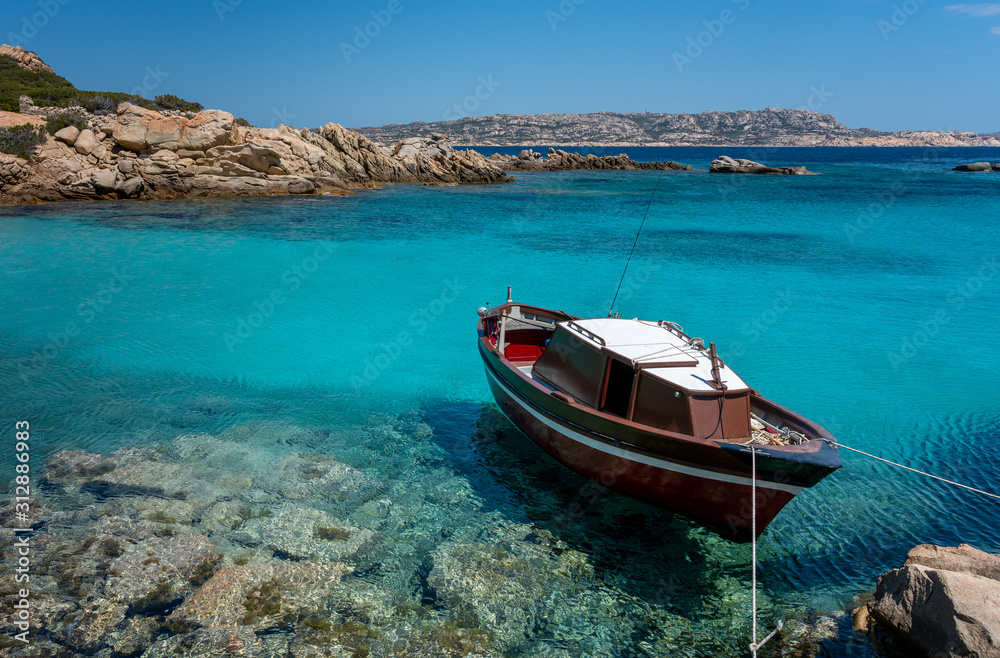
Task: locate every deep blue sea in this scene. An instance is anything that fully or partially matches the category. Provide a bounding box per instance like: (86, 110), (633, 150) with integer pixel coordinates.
(2, 147), (999, 656)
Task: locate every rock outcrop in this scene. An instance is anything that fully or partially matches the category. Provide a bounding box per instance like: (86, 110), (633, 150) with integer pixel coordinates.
(112, 105), (236, 152)
(710, 155), (814, 175)
(0, 44), (54, 73)
(0, 103), (511, 204)
(856, 544), (1000, 657)
(491, 148), (691, 171)
(0, 109), (46, 128)
(953, 162), (997, 172)
(313, 124), (509, 184)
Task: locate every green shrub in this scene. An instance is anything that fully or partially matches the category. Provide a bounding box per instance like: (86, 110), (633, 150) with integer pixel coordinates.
(71, 92), (160, 114)
(235, 117), (251, 127)
(45, 112), (87, 135)
(0, 124), (47, 160)
(154, 94), (203, 113)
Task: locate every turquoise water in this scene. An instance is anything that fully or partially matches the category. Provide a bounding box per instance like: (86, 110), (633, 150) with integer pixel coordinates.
(2, 147), (1000, 655)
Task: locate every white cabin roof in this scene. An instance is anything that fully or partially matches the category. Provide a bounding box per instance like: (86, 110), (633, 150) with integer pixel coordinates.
(563, 318), (750, 393)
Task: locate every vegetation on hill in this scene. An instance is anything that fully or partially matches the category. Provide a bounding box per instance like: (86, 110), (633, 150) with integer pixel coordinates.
(0, 55), (203, 115)
(44, 112), (87, 135)
(0, 123), (46, 159)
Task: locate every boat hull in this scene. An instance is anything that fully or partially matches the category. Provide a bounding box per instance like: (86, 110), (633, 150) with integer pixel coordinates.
(484, 363), (802, 540)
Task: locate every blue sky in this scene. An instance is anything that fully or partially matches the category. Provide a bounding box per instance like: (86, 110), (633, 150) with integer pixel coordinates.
(3, 0), (999, 133)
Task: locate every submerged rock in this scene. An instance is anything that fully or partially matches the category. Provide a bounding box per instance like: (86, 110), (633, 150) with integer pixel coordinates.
(710, 155), (814, 174)
(104, 529), (219, 612)
(428, 523), (595, 651)
(168, 561), (352, 631)
(229, 503), (375, 562)
(861, 544), (1000, 657)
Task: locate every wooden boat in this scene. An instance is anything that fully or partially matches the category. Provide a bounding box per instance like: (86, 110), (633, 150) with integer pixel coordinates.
(477, 292), (842, 541)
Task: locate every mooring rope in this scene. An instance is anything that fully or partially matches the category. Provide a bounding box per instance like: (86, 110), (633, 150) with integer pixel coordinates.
(749, 447), (783, 656)
(825, 439), (1000, 501)
(609, 172), (663, 316)
(747, 437), (998, 654)
(751, 447), (758, 654)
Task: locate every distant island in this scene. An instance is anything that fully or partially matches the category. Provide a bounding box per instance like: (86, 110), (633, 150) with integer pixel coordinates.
(354, 109), (1000, 148)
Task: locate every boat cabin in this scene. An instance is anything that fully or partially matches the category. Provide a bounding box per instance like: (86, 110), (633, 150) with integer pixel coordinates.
(496, 312), (754, 441)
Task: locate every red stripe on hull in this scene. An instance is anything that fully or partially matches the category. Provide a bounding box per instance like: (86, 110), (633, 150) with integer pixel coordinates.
(487, 372), (793, 541)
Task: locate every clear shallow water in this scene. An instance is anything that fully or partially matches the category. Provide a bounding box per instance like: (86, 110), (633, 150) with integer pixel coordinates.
(2, 147), (1000, 655)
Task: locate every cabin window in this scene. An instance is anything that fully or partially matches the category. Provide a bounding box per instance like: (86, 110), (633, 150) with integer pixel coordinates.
(601, 358), (635, 418)
(532, 327), (607, 406)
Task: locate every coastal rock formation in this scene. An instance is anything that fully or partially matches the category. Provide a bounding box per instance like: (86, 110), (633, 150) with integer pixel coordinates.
(313, 123), (509, 184)
(0, 154), (30, 187)
(393, 133), (452, 160)
(858, 544), (1000, 657)
(491, 148), (691, 171)
(710, 155), (814, 175)
(113, 104), (236, 152)
(355, 108), (1000, 148)
(953, 162), (996, 172)
(0, 103), (511, 204)
(0, 44), (54, 73)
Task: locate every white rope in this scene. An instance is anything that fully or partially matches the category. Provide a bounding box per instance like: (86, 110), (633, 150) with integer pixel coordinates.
(826, 439), (1000, 501)
(751, 446), (758, 656)
(745, 437), (996, 655)
(749, 446), (782, 656)
(632, 344), (701, 363)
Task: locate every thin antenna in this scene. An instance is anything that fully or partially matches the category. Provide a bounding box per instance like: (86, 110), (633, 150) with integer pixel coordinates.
(609, 172), (663, 316)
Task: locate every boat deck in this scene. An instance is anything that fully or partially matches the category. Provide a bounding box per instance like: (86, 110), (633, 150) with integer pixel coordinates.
(567, 318), (751, 393)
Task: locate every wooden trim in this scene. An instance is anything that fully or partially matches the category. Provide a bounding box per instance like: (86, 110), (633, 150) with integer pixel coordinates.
(635, 360), (699, 369)
(551, 391), (575, 405)
(626, 374), (639, 421)
(599, 356), (612, 409)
